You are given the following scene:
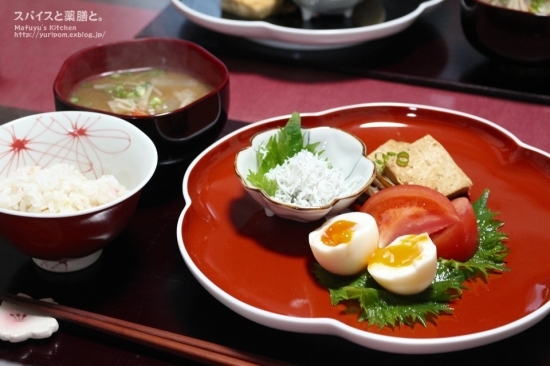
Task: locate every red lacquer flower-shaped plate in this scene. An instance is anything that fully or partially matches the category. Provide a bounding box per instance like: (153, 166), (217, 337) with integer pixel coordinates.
(176, 103), (550, 354)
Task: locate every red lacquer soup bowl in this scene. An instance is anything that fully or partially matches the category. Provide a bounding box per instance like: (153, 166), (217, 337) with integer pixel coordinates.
(54, 38), (229, 165)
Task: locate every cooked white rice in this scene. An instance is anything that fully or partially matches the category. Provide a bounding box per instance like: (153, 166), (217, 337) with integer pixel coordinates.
(265, 150), (358, 207)
(0, 164), (129, 213)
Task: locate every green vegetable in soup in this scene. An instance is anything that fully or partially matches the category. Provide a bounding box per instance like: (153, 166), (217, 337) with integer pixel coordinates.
(482, 0), (549, 14)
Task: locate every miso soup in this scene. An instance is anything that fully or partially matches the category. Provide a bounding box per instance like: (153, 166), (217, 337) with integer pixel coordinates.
(480, 0), (549, 14)
(69, 68), (214, 116)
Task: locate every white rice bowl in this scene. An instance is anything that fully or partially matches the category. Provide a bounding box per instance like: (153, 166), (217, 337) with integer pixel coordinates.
(0, 111), (158, 269)
(0, 111), (158, 218)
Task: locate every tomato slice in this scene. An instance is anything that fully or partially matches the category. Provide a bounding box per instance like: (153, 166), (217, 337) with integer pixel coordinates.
(431, 197), (479, 262)
(360, 185), (460, 247)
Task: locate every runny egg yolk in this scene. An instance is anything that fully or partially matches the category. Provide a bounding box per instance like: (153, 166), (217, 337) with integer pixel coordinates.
(366, 233), (438, 295)
(368, 235), (423, 267)
(321, 220), (356, 246)
(308, 212), (379, 276)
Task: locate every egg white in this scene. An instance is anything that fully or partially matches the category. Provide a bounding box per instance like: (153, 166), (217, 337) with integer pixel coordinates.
(367, 233), (437, 295)
(309, 212), (379, 276)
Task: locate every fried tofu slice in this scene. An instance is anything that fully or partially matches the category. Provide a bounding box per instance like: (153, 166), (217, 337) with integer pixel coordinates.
(221, 0), (285, 19)
(369, 135), (473, 198)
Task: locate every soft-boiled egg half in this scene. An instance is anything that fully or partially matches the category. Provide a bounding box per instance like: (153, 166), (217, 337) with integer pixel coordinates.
(367, 233), (437, 295)
(309, 212), (379, 276)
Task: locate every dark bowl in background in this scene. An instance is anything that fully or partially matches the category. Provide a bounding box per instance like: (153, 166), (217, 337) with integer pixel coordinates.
(54, 38), (230, 166)
(461, 0), (550, 67)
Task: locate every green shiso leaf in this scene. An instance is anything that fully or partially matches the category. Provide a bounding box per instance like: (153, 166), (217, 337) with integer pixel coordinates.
(313, 189), (509, 329)
(314, 262), (460, 329)
(246, 112), (320, 196)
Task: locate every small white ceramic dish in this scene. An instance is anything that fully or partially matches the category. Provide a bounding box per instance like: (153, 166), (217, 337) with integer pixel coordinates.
(234, 126), (375, 222)
(0, 294), (58, 343)
(171, 0), (445, 50)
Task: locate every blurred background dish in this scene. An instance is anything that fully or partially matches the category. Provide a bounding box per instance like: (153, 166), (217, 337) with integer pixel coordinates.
(0, 111), (157, 272)
(290, 0), (365, 21)
(171, 0), (445, 50)
(54, 38), (230, 166)
(461, 0), (550, 66)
